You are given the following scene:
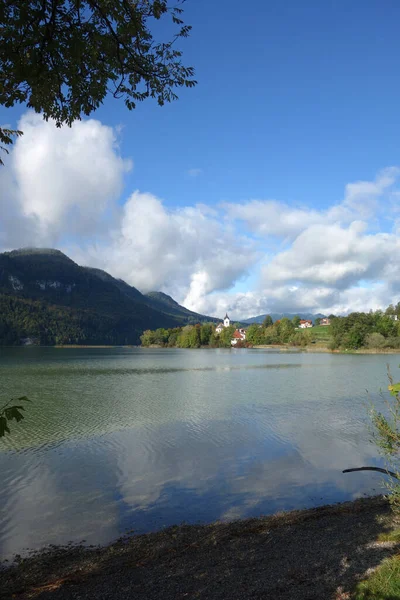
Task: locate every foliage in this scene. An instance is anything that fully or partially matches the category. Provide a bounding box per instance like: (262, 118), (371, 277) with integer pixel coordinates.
(177, 324), (201, 348)
(218, 325), (236, 348)
(365, 332), (386, 349)
(246, 324), (265, 345)
(314, 317), (321, 326)
(330, 310), (400, 350)
(0, 0), (195, 162)
(141, 323), (243, 349)
(246, 319), (314, 346)
(275, 317), (295, 342)
(292, 315), (301, 328)
(0, 127), (23, 165)
(262, 315), (273, 328)
(0, 396), (30, 437)
(289, 330), (312, 347)
(368, 368), (400, 514)
(141, 323), (218, 348)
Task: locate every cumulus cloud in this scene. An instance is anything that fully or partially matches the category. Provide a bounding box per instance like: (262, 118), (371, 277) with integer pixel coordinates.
(262, 223), (399, 288)
(74, 192), (257, 308)
(223, 166), (400, 241)
(2, 111), (400, 318)
(223, 200), (323, 239)
(1, 112), (131, 247)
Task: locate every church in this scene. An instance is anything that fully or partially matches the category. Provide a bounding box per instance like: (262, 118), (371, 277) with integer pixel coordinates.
(215, 314), (231, 333)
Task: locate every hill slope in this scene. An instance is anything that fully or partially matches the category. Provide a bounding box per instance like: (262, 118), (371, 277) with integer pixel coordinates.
(144, 291), (218, 324)
(244, 312), (326, 324)
(0, 249), (216, 346)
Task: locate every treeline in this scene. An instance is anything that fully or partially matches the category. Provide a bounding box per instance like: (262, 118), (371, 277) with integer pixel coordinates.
(245, 317), (313, 347)
(141, 317), (314, 348)
(330, 309), (400, 349)
(141, 323), (240, 348)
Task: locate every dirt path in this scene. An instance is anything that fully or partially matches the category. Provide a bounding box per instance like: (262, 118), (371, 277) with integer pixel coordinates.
(2, 496), (398, 600)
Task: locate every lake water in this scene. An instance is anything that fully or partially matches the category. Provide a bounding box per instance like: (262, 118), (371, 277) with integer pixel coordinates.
(0, 347), (395, 559)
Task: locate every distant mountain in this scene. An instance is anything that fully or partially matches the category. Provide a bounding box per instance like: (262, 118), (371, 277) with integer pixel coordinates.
(243, 312), (327, 324)
(144, 291), (219, 324)
(0, 248), (218, 346)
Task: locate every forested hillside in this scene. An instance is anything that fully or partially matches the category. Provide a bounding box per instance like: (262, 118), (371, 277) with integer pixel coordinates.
(0, 248), (217, 345)
(144, 291), (218, 323)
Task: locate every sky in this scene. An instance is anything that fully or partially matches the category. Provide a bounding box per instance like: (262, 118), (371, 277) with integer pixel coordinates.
(1, 0), (400, 319)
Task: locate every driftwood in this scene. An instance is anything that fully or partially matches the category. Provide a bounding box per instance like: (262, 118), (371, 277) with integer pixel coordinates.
(343, 466), (399, 480)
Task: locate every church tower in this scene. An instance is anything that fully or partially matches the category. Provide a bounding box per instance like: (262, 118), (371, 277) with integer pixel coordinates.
(224, 313), (230, 328)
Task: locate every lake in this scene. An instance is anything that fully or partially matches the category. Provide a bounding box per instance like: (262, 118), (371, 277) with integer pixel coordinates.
(0, 347), (395, 559)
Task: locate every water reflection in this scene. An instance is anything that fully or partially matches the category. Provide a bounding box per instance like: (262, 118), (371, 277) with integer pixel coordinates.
(0, 348), (394, 559)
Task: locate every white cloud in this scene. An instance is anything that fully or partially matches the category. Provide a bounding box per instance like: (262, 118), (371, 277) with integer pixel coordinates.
(223, 166), (400, 241)
(223, 200), (323, 239)
(1, 112), (131, 246)
(2, 111), (400, 319)
(262, 223), (398, 288)
(75, 192), (257, 307)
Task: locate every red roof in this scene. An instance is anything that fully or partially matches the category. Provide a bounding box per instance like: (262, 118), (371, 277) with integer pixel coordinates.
(233, 330), (245, 339)
(299, 319), (312, 324)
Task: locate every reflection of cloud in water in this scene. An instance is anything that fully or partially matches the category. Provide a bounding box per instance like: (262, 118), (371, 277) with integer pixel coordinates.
(113, 397), (386, 531)
(0, 350), (396, 558)
(0, 442), (121, 559)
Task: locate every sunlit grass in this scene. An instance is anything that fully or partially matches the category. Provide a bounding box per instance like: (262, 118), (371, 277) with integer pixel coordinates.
(377, 529), (400, 543)
(353, 554), (400, 599)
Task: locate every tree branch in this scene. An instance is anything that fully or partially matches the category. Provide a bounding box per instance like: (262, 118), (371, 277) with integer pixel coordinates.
(343, 466), (400, 480)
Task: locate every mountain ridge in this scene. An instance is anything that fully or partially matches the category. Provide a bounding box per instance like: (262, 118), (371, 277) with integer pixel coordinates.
(0, 248), (219, 345)
(144, 291), (219, 323)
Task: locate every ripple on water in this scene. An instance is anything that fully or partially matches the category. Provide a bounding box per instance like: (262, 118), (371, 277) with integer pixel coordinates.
(0, 348), (394, 560)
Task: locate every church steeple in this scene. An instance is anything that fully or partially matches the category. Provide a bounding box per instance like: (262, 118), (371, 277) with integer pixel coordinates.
(223, 313), (230, 327)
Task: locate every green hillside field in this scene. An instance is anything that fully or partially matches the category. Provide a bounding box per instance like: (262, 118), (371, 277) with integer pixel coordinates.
(311, 325), (332, 344)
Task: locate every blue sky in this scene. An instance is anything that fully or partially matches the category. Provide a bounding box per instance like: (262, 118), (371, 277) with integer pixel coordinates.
(1, 0), (400, 318)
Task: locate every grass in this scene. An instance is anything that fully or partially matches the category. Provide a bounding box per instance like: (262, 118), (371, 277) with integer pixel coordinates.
(311, 324), (332, 344)
(353, 528), (400, 598)
(353, 554), (400, 599)
(378, 529), (400, 543)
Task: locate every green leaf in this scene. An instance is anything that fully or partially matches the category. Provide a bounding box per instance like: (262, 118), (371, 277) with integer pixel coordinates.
(388, 383), (400, 396)
(4, 406), (25, 422)
(0, 416), (10, 437)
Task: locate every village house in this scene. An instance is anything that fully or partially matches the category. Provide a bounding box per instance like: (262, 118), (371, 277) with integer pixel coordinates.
(299, 319), (313, 329)
(231, 328), (246, 346)
(320, 318), (331, 326)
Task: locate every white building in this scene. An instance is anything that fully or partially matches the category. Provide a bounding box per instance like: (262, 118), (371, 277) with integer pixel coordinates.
(216, 314), (231, 333)
(299, 319), (313, 329)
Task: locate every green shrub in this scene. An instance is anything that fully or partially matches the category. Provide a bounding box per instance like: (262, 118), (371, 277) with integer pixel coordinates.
(365, 332), (386, 349)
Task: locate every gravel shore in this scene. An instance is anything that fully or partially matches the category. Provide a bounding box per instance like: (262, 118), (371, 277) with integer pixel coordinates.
(2, 496), (398, 600)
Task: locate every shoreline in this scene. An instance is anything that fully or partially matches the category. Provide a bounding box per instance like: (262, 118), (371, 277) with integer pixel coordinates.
(254, 344), (400, 354)
(6, 344), (400, 354)
(1, 495), (397, 600)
